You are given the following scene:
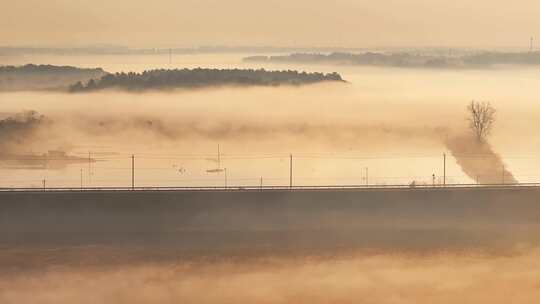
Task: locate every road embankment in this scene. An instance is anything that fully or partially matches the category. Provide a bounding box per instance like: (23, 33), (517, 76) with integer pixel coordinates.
(1, 187), (539, 254)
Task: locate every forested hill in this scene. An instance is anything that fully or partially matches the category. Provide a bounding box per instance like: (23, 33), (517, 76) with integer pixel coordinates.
(244, 51), (540, 68)
(0, 64), (104, 74)
(69, 68), (345, 92)
(244, 53), (462, 68)
(0, 64), (107, 91)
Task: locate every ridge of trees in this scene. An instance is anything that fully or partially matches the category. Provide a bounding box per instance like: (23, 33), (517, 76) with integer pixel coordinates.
(69, 68), (344, 92)
(244, 51), (540, 68)
(0, 64), (105, 74)
(0, 64), (107, 91)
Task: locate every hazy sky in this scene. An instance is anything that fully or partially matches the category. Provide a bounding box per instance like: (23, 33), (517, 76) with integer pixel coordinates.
(2, 0), (540, 48)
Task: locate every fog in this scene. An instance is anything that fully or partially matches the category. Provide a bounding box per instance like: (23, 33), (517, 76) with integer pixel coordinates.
(0, 88), (478, 187)
(0, 111), (48, 153)
(2, 54), (540, 187)
(446, 135), (517, 184)
(3, 53), (540, 302)
(2, 249), (540, 304)
(5, 0), (540, 301)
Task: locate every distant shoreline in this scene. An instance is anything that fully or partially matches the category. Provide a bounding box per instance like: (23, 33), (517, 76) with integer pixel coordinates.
(244, 51), (540, 69)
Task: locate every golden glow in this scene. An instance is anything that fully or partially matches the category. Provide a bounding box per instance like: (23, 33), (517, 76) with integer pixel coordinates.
(2, 0), (540, 47)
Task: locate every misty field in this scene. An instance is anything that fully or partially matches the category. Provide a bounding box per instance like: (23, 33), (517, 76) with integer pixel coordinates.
(4, 0), (540, 302)
(2, 54), (540, 188)
(2, 53), (540, 303)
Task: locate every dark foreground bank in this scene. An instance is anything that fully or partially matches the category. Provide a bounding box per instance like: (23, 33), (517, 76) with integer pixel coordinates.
(2, 187), (539, 255)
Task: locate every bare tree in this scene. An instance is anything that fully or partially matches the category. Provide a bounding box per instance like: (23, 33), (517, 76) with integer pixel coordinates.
(467, 100), (496, 142)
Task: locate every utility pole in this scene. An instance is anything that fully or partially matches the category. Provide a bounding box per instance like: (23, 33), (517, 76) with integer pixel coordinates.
(131, 155), (135, 190)
(224, 168), (228, 189)
(289, 154), (293, 188)
(365, 167), (369, 186)
(42, 179), (46, 191)
(88, 151), (91, 186)
(80, 168), (83, 190)
(443, 153), (446, 186)
(260, 176), (263, 190)
(218, 144), (221, 169)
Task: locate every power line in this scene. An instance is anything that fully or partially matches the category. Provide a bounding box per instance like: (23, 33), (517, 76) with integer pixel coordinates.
(5, 149), (540, 188)
(5, 152), (540, 162)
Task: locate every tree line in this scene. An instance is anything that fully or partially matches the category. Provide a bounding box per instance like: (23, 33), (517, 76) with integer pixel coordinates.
(0, 64), (105, 75)
(69, 68), (344, 92)
(245, 51), (540, 68)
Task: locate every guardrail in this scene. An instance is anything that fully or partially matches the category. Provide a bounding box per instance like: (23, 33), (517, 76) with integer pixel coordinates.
(2, 183), (540, 193)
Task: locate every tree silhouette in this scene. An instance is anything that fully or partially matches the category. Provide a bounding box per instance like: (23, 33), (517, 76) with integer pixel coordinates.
(467, 100), (496, 142)
(69, 68), (344, 92)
